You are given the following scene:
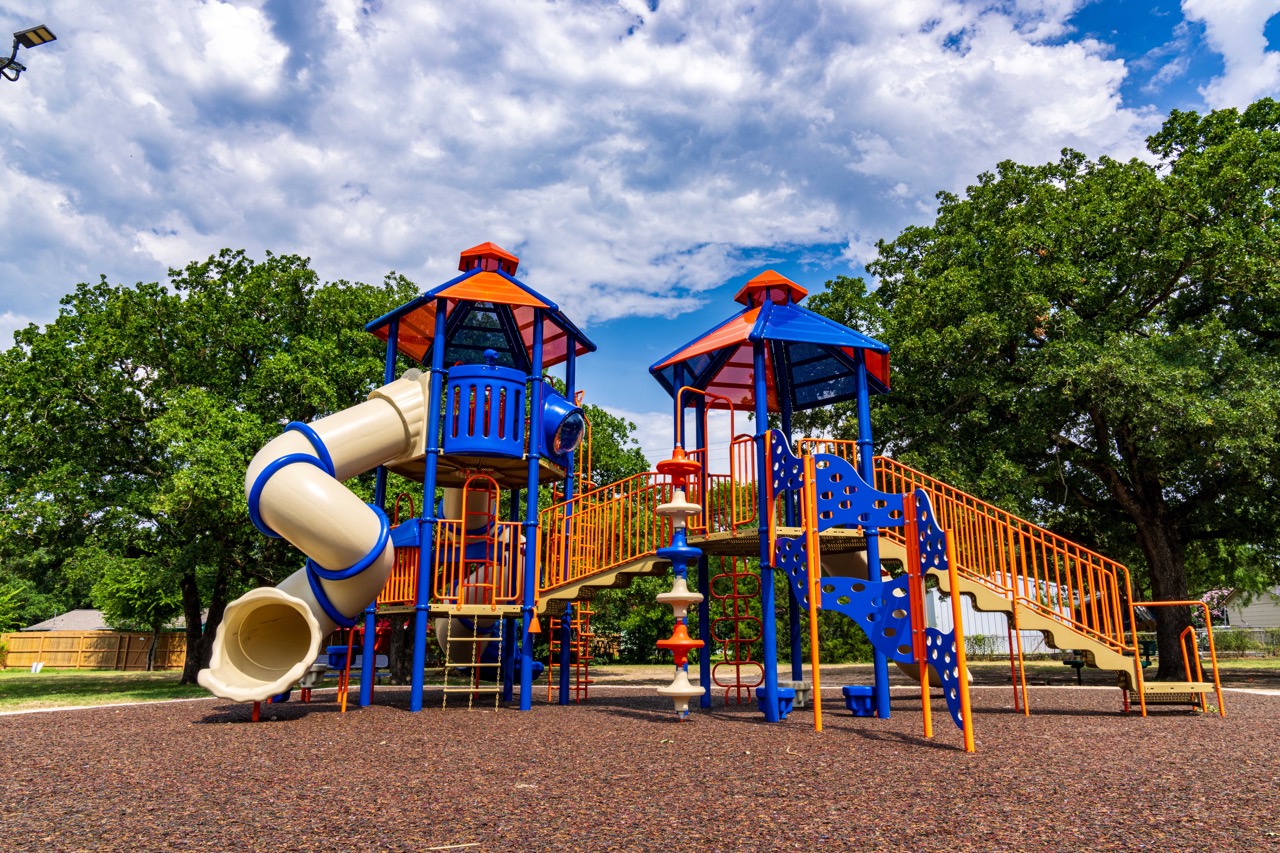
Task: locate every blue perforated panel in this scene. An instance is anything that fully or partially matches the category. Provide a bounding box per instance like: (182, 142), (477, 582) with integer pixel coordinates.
(810, 453), (904, 530)
(912, 489), (949, 576)
(817, 574), (916, 664)
(769, 430), (806, 493)
(773, 535), (811, 611)
(926, 628), (967, 732)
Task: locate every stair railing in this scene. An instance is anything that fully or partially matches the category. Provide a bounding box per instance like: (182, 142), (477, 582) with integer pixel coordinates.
(795, 439), (1139, 661)
(538, 472), (674, 597)
(876, 455), (1136, 655)
(1131, 600), (1225, 717)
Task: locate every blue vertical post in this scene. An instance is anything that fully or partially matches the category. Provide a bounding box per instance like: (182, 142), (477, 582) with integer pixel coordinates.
(410, 302), (447, 712)
(694, 395), (711, 709)
(559, 346), (577, 707)
(519, 312), (546, 710)
(779, 379), (804, 683)
(558, 602), (573, 704)
(362, 318), (400, 707)
(565, 348), (577, 502)
(753, 341), (781, 722)
(856, 351), (890, 719)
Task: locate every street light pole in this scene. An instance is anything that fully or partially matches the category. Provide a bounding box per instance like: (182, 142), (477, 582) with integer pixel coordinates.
(1, 25), (57, 83)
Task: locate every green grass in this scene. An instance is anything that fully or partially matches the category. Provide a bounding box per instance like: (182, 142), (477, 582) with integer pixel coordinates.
(0, 669), (210, 712)
(2, 655), (1276, 714)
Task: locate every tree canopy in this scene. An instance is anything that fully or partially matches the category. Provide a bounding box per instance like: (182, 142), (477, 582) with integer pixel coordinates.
(804, 100), (1280, 676)
(0, 251), (418, 679)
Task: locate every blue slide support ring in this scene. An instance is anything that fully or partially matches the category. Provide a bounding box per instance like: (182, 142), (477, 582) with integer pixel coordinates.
(246, 421), (389, 629)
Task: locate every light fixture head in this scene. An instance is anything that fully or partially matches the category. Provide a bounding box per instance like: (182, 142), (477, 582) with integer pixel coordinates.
(13, 25), (56, 50)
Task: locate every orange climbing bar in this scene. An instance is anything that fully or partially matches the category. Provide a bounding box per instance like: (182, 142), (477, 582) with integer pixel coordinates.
(903, 492), (932, 740)
(1131, 600), (1225, 717)
(801, 454), (823, 732)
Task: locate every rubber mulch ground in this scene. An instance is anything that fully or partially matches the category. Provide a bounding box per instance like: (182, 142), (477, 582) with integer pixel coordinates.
(2, 684), (1277, 852)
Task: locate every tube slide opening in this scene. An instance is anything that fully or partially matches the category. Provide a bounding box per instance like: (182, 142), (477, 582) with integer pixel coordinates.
(199, 587), (323, 701)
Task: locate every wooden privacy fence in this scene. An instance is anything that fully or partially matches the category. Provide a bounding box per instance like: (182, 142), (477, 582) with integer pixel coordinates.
(1, 631), (186, 671)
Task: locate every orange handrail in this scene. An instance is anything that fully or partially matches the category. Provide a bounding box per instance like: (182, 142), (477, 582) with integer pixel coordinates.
(870, 450), (1136, 656)
(1179, 626), (1206, 712)
(433, 475), (522, 608)
(688, 435), (758, 534)
(1132, 600), (1226, 717)
(538, 471), (674, 597)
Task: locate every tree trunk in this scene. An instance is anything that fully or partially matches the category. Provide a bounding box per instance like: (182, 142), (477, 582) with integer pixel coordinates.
(179, 570), (204, 684)
(386, 616), (406, 684)
(146, 627), (159, 672)
(179, 562), (232, 684)
(1131, 511), (1193, 681)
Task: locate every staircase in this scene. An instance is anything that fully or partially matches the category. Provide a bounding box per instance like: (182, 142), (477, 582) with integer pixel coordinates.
(867, 457), (1142, 689)
(870, 456), (1221, 702)
(537, 471), (676, 610)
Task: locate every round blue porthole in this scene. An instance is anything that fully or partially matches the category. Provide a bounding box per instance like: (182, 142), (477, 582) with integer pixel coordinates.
(541, 387), (585, 465)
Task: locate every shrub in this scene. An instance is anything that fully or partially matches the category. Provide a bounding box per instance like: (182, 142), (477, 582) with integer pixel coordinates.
(1212, 629), (1263, 656)
(1266, 628), (1280, 657)
(964, 633), (997, 660)
(0, 640), (7, 670)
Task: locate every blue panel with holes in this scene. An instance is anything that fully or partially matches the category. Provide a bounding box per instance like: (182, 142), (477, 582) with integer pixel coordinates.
(773, 535), (812, 612)
(769, 430), (806, 493)
(816, 574), (916, 664)
(810, 452), (905, 531)
(910, 488), (949, 575)
(925, 628), (966, 731)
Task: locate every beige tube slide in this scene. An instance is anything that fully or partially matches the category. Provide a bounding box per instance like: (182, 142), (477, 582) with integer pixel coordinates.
(198, 371), (429, 703)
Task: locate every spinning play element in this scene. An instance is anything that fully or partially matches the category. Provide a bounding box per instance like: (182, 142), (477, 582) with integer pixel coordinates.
(654, 450), (705, 719)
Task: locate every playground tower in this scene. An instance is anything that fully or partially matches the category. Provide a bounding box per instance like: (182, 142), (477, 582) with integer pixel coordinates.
(201, 243), (596, 711)
(649, 270), (895, 721)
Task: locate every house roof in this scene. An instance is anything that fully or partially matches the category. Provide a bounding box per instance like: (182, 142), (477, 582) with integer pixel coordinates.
(22, 609), (111, 631)
(1220, 586), (1280, 608)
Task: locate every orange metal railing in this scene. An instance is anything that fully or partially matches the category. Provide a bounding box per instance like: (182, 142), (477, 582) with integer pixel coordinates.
(875, 453), (1137, 657)
(433, 518), (522, 607)
(538, 472), (674, 596)
(379, 493), (420, 607)
(688, 434), (758, 534)
(1133, 600), (1225, 717)
(379, 484), (523, 609)
(795, 439), (1138, 660)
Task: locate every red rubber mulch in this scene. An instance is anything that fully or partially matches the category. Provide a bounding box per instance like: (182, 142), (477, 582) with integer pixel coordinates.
(2, 685), (1277, 852)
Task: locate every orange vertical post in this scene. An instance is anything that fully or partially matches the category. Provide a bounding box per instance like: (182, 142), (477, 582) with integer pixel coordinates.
(904, 492), (932, 739)
(801, 455), (823, 733)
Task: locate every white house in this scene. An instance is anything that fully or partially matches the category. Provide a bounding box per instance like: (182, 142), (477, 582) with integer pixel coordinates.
(1223, 586), (1280, 629)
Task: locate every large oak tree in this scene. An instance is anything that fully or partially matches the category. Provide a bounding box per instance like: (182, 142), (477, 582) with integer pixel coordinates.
(0, 251), (417, 681)
(805, 100), (1280, 678)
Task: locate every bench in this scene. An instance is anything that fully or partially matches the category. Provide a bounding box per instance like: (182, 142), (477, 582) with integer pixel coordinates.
(1062, 657), (1085, 684)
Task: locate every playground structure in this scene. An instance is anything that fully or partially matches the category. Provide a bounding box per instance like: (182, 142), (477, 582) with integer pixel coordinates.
(199, 244), (1225, 744)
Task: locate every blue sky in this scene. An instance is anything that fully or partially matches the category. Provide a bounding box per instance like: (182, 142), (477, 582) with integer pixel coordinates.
(2, 0), (1278, 464)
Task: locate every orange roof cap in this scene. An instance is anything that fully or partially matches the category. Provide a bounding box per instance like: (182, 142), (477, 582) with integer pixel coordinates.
(459, 242), (520, 275)
(733, 270), (808, 306)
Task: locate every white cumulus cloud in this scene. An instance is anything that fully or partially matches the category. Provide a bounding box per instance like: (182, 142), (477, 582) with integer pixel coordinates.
(0, 0), (1165, 336)
(1184, 0), (1280, 107)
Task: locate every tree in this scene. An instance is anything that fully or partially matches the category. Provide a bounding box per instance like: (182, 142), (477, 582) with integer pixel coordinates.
(86, 549), (182, 670)
(578, 399), (650, 490)
(806, 100), (1280, 678)
(0, 251), (419, 681)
